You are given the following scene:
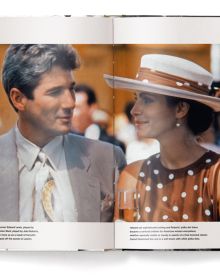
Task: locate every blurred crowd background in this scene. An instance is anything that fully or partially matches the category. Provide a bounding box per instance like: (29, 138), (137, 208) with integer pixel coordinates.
(1, 44), (220, 163)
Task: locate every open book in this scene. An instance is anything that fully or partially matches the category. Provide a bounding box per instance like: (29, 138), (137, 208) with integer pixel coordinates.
(0, 16), (220, 251)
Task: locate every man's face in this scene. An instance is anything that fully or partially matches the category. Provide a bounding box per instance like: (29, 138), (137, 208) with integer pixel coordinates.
(18, 66), (76, 145)
(71, 92), (96, 133)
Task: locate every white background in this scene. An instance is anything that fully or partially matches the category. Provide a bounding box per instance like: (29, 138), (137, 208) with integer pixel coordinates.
(1, 1), (220, 280)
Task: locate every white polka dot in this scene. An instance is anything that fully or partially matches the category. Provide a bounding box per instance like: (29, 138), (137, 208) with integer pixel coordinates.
(153, 169), (159, 175)
(134, 193), (141, 199)
(204, 177), (208, 183)
(176, 82), (183, 87)
(181, 192), (187, 198)
(162, 196), (168, 202)
(206, 159), (212, 163)
(173, 206), (179, 212)
(188, 170), (194, 176)
(143, 79), (149, 83)
(197, 197), (203, 204)
(137, 213), (141, 220)
(211, 199), (214, 204)
(184, 82), (190, 86)
(145, 185), (151, 191)
(156, 154), (160, 158)
(193, 185), (198, 191)
(157, 183), (163, 189)
(136, 73), (139, 78)
(169, 173), (174, 180)
(205, 209), (211, 216)
(214, 86), (219, 90)
(162, 215), (168, 220)
(198, 82), (203, 86)
(139, 172), (145, 178)
(183, 214), (189, 220)
(147, 160), (151, 165)
(145, 207), (151, 213)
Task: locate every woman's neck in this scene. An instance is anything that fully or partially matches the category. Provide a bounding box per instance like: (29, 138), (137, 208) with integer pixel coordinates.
(158, 128), (207, 170)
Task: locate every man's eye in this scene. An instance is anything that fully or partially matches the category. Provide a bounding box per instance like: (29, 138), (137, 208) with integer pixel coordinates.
(48, 88), (62, 96)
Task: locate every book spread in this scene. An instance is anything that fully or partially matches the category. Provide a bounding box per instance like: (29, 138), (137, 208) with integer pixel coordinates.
(0, 16), (220, 250)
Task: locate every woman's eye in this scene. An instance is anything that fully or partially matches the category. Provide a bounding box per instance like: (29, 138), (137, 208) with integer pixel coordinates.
(141, 96), (153, 104)
(135, 92), (154, 104)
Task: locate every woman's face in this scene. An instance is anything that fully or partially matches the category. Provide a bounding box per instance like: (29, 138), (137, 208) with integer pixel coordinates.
(131, 92), (178, 140)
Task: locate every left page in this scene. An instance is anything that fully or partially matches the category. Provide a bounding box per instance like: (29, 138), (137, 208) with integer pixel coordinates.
(0, 16), (122, 251)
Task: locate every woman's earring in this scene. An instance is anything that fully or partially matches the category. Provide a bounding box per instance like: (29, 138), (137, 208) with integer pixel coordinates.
(176, 122), (181, 127)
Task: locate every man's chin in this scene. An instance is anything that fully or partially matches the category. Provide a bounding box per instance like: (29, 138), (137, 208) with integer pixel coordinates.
(55, 125), (71, 135)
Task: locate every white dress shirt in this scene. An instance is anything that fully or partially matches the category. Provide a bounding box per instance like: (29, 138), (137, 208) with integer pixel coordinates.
(15, 126), (78, 222)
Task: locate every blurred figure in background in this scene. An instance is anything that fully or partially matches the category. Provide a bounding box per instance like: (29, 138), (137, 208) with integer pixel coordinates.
(126, 137), (160, 164)
(71, 84), (98, 135)
(116, 101), (137, 147)
(196, 82), (220, 154)
(71, 84), (125, 152)
(196, 113), (220, 154)
(86, 109), (126, 152)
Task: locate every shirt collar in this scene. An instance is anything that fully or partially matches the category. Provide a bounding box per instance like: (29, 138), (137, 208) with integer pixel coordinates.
(42, 136), (64, 170)
(15, 125), (64, 171)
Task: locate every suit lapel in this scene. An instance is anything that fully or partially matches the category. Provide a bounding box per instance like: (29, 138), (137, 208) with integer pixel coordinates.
(64, 135), (101, 222)
(0, 128), (19, 221)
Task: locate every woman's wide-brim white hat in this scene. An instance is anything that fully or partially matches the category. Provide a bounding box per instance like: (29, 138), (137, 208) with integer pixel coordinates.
(104, 54), (220, 112)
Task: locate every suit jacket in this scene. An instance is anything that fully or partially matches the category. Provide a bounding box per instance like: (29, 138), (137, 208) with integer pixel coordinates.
(0, 128), (126, 222)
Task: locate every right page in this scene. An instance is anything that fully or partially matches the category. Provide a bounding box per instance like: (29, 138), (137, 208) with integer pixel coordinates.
(109, 16), (220, 250)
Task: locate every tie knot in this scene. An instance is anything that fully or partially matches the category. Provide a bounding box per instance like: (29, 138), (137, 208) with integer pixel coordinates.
(38, 151), (47, 163)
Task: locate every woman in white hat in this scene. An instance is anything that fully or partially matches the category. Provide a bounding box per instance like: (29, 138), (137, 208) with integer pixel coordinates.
(105, 54), (220, 222)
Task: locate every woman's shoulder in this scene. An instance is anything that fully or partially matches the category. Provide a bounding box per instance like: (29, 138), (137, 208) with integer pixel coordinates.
(206, 150), (220, 166)
(122, 153), (159, 177)
(117, 159), (145, 191)
(122, 159), (145, 177)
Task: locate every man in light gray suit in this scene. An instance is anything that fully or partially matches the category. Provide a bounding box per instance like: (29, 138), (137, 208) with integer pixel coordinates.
(0, 44), (126, 222)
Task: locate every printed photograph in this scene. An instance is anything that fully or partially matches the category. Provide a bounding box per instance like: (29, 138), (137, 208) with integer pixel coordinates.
(108, 44), (220, 222)
(0, 44), (126, 222)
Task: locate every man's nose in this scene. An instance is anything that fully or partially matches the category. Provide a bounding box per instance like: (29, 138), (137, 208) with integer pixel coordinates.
(62, 90), (75, 109)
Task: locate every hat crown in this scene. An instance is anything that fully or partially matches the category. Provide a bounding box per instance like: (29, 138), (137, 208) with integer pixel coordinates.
(140, 54), (213, 86)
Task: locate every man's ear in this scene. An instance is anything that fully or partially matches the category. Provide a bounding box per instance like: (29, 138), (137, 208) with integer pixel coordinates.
(9, 88), (27, 111)
(175, 101), (190, 119)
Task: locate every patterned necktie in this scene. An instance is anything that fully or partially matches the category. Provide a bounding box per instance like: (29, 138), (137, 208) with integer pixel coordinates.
(33, 151), (56, 221)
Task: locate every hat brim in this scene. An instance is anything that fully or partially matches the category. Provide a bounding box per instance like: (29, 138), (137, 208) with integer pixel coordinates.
(104, 74), (220, 112)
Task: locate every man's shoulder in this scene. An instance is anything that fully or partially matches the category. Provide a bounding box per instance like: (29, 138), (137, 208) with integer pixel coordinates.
(65, 133), (125, 167)
(0, 129), (15, 147)
(0, 128), (17, 171)
(66, 133), (116, 151)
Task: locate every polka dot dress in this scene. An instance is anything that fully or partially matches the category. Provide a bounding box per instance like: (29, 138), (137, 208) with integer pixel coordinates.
(133, 151), (220, 222)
